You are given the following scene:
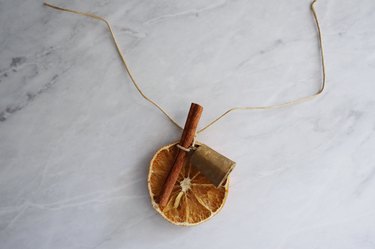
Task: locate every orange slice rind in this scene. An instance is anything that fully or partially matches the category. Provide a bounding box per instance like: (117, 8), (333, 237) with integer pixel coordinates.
(148, 143), (229, 226)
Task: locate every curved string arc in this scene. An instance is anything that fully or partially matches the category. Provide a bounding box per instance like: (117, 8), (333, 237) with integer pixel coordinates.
(43, 0), (326, 134)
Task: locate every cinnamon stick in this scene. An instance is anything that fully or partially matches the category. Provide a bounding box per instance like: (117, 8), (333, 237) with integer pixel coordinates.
(158, 103), (203, 209)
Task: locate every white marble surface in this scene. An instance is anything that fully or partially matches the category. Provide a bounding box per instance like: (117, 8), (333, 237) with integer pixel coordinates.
(1, 0), (375, 248)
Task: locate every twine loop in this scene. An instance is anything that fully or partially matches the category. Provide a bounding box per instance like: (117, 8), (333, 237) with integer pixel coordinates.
(176, 144), (192, 152)
(176, 134), (198, 152)
(43, 1), (326, 134)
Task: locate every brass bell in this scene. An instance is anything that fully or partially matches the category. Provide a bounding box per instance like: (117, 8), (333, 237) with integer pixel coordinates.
(190, 144), (235, 187)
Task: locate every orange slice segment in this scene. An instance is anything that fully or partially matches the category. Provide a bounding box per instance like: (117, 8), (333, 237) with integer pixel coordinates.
(148, 143), (229, 226)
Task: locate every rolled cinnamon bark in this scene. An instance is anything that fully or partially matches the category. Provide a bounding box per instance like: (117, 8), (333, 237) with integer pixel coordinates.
(158, 103), (203, 209)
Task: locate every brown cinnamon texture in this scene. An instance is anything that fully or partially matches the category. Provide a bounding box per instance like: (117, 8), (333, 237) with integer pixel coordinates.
(158, 103), (203, 209)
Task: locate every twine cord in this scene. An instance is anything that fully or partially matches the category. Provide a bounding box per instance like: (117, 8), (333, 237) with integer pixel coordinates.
(43, 0), (326, 134)
(176, 133), (198, 152)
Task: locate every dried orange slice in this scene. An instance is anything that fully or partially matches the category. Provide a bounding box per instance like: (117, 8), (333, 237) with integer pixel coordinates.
(148, 143), (229, 226)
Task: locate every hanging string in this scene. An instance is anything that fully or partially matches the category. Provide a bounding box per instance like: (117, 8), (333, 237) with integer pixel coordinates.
(43, 0), (326, 134)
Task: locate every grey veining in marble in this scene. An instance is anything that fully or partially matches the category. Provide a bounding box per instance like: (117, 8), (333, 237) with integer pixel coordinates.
(1, 0), (375, 248)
